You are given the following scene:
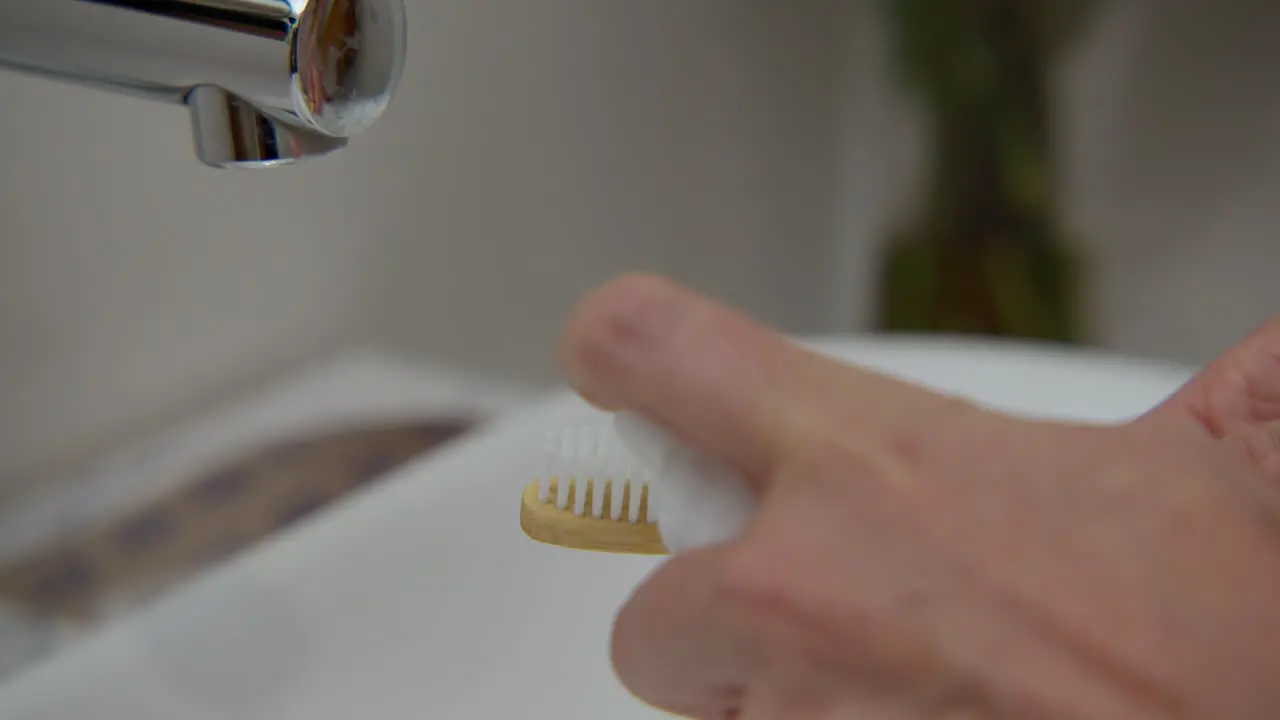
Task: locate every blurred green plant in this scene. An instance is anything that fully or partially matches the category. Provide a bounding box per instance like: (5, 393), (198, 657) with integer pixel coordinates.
(876, 0), (1098, 342)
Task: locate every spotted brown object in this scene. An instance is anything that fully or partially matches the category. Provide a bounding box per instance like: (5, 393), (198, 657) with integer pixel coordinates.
(0, 419), (474, 622)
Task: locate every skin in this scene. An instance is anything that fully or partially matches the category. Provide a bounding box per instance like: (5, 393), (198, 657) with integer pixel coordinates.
(558, 274), (1280, 719)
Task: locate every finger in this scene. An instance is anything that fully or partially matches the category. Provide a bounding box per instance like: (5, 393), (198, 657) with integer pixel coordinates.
(1144, 318), (1280, 436)
(559, 274), (964, 481)
(611, 545), (753, 719)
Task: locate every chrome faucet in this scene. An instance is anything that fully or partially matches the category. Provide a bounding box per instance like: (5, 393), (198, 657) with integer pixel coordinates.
(0, 0), (406, 168)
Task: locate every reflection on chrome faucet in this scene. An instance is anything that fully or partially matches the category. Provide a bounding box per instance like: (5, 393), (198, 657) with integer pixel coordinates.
(0, 0), (406, 167)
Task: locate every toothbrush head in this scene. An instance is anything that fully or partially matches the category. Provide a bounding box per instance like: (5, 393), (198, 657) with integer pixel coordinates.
(518, 421), (669, 555)
(519, 480), (667, 555)
(517, 408), (755, 555)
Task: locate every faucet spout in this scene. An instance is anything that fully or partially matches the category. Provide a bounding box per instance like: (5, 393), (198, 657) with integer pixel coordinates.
(0, 0), (407, 168)
(188, 85), (349, 168)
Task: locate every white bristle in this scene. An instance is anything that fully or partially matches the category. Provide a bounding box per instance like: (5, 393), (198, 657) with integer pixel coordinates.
(573, 426), (594, 516)
(591, 432), (608, 518)
(610, 478), (626, 521)
(556, 427), (573, 509)
(617, 433), (632, 518)
(534, 414), (657, 524)
(537, 430), (555, 502)
(605, 447), (621, 521)
(628, 481), (642, 523)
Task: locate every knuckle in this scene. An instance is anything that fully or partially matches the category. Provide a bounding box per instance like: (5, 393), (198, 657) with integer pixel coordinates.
(712, 443), (891, 625)
(1203, 319), (1280, 430)
(1230, 422), (1280, 478)
(715, 535), (832, 650)
(789, 438), (897, 495)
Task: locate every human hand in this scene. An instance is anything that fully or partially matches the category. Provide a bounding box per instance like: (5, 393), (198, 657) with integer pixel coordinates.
(559, 275), (1280, 719)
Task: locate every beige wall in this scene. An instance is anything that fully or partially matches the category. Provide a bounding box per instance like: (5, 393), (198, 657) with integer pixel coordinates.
(0, 0), (847, 485)
(830, 0), (1280, 363)
(0, 72), (373, 489)
(1061, 0), (1280, 364)
(1, 0), (1279, 488)
(355, 0), (846, 379)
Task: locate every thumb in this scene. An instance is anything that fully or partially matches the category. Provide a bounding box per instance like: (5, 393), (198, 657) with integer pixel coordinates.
(611, 545), (754, 718)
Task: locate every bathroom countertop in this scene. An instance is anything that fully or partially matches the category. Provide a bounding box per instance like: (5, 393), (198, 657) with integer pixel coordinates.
(0, 336), (1194, 719)
(0, 349), (531, 683)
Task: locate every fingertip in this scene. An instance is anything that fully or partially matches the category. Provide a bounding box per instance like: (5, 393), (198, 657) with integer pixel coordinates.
(558, 273), (861, 479)
(558, 273), (688, 405)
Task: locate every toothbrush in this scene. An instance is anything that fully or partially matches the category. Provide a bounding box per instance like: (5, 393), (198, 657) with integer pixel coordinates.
(518, 409), (757, 555)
